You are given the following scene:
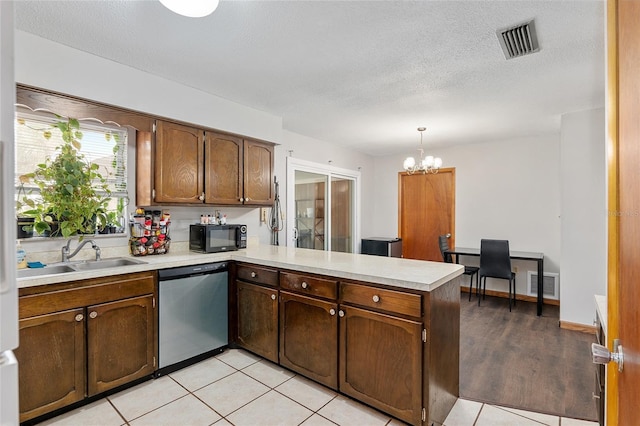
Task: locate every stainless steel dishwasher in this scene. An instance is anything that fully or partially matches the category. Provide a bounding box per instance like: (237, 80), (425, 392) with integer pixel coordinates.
(157, 262), (228, 375)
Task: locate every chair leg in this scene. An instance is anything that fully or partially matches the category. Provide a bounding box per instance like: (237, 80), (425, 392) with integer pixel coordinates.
(468, 274), (473, 301)
(513, 277), (516, 306)
(508, 279), (512, 312)
(478, 277), (484, 306)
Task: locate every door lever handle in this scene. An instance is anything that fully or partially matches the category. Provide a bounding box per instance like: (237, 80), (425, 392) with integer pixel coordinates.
(592, 341), (624, 372)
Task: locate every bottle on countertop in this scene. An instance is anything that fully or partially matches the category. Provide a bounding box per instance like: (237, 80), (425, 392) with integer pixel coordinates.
(17, 241), (27, 269)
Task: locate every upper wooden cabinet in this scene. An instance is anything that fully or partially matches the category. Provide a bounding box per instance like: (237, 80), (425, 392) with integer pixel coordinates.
(243, 139), (274, 205)
(138, 121), (274, 206)
(155, 121), (205, 204)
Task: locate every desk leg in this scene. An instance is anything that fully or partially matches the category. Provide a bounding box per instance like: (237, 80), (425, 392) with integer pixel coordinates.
(537, 258), (544, 316)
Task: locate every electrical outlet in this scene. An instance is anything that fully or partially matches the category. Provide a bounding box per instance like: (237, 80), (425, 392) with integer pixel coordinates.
(514, 266), (519, 273)
(260, 208), (267, 223)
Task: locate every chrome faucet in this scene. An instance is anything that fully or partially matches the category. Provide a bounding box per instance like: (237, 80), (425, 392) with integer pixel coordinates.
(61, 238), (102, 262)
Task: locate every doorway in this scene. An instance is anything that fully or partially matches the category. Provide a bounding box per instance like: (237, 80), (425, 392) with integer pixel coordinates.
(286, 157), (360, 253)
(398, 168), (456, 261)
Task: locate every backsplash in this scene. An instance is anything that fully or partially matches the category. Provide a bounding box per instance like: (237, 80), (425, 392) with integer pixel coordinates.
(17, 205), (269, 265)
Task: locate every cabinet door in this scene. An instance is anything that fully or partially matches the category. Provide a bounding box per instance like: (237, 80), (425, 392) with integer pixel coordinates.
(237, 281), (279, 362)
(16, 308), (86, 423)
(87, 295), (155, 396)
(154, 120), (204, 203)
(279, 292), (338, 389)
(339, 305), (423, 425)
(243, 139), (274, 205)
(204, 132), (243, 204)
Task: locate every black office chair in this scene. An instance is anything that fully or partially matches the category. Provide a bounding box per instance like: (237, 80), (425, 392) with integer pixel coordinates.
(438, 235), (480, 301)
(478, 239), (516, 311)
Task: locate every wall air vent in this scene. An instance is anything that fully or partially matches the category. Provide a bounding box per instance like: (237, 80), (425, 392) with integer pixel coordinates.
(497, 19), (539, 60)
(527, 271), (559, 300)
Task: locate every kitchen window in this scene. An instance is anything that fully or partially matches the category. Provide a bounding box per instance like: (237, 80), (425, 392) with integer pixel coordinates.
(14, 110), (129, 228)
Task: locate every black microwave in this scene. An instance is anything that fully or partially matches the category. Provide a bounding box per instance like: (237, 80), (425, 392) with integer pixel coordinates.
(189, 224), (247, 253)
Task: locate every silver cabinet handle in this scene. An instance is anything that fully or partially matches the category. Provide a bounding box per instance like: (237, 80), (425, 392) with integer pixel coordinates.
(240, 197), (244, 202)
(251, 271), (257, 278)
(75, 314), (84, 322)
(592, 392), (601, 400)
(199, 192), (205, 201)
(89, 311), (98, 319)
(245, 197), (250, 202)
(271, 294), (277, 300)
(301, 281), (308, 289)
(338, 310), (345, 317)
(329, 309), (336, 316)
(372, 295), (380, 303)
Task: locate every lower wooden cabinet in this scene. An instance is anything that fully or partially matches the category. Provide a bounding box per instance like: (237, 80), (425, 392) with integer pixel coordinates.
(234, 266), (460, 426)
(236, 280), (279, 363)
(339, 305), (423, 425)
(87, 295), (155, 396)
(279, 291), (338, 389)
(16, 271), (157, 423)
(16, 308), (85, 421)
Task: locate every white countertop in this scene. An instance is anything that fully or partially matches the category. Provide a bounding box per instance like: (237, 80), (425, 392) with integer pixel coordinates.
(17, 244), (463, 292)
(595, 294), (607, 335)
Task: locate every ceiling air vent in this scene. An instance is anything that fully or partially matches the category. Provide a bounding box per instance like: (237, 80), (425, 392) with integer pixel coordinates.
(496, 19), (539, 60)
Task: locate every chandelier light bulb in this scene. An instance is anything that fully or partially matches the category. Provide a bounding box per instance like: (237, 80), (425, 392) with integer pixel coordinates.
(159, 0), (219, 18)
(404, 157), (416, 170)
(434, 157), (443, 169)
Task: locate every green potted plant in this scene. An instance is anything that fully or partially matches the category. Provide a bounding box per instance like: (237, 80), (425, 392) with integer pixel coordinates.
(21, 117), (111, 239)
(16, 177), (35, 238)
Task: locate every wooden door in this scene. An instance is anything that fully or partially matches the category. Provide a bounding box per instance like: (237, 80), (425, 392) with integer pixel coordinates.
(87, 295), (155, 396)
(279, 292), (338, 389)
(398, 168), (455, 261)
(16, 308), (85, 422)
(243, 139), (274, 205)
(154, 120), (204, 203)
(606, 0), (640, 423)
(339, 305), (423, 425)
(237, 281), (279, 362)
(204, 132), (243, 204)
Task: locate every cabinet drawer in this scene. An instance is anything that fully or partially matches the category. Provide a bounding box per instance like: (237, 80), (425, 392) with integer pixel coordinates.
(341, 282), (422, 318)
(280, 272), (337, 300)
(237, 264), (279, 287)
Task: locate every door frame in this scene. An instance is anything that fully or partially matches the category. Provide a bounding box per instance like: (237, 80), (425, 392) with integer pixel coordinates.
(286, 157), (361, 252)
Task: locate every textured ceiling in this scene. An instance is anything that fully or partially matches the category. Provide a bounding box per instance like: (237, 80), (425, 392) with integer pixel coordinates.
(14, 0), (605, 156)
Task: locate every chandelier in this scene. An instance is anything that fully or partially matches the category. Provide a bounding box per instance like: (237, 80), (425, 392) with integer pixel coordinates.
(159, 0), (219, 18)
(403, 127), (442, 174)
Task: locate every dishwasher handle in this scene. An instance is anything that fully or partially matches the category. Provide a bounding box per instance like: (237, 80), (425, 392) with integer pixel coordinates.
(158, 262), (228, 280)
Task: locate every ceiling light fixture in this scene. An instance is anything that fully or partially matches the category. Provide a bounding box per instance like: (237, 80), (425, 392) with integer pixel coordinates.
(403, 127), (442, 174)
(159, 0), (219, 18)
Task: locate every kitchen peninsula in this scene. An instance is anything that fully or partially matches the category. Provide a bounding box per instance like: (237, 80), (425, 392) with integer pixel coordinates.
(17, 245), (463, 426)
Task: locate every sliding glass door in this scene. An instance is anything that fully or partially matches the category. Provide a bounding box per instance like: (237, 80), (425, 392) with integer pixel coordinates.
(287, 158), (359, 253)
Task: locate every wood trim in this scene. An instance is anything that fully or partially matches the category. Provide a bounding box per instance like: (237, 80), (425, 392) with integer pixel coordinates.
(461, 287), (560, 306)
(606, 0), (620, 424)
(16, 84), (154, 132)
(559, 321), (596, 334)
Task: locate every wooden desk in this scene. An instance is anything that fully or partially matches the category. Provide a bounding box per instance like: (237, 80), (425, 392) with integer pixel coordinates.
(445, 247), (545, 316)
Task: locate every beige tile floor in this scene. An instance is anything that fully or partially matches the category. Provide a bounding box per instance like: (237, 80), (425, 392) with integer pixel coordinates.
(37, 349), (599, 426)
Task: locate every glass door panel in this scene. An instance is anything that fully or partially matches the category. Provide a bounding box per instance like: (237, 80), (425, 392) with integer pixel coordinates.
(330, 177), (354, 253)
(294, 171), (327, 250)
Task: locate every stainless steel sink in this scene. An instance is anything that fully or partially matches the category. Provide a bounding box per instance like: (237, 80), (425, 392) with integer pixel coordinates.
(70, 257), (147, 270)
(17, 257), (148, 278)
(17, 264), (77, 278)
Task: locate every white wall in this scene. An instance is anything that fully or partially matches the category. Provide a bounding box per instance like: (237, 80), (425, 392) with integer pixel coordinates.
(560, 108), (606, 325)
(372, 136), (562, 300)
(275, 130), (375, 246)
(14, 31), (375, 252)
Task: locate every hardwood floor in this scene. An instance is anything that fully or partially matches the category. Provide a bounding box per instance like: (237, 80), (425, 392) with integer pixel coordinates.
(459, 293), (597, 421)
